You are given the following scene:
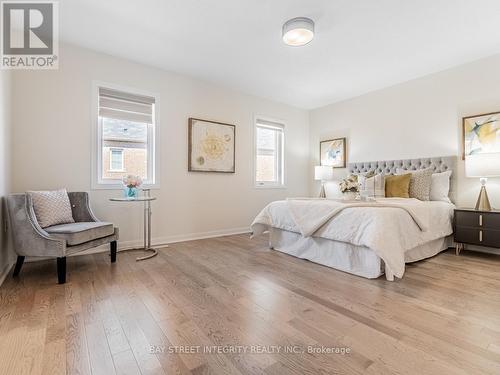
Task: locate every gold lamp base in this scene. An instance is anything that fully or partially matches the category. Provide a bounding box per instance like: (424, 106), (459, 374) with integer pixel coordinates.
(475, 185), (491, 211)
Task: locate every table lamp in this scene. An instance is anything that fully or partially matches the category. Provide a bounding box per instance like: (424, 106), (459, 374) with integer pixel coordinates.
(465, 153), (500, 211)
(315, 166), (333, 198)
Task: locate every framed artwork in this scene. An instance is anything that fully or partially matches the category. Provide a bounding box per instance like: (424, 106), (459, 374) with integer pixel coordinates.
(463, 111), (500, 159)
(188, 118), (235, 173)
(320, 137), (346, 168)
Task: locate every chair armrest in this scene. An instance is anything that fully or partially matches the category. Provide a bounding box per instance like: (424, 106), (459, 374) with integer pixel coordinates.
(6, 194), (66, 257)
(68, 192), (100, 222)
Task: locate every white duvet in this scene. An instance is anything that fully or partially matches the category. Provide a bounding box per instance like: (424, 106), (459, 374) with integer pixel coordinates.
(251, 198), (454, 279)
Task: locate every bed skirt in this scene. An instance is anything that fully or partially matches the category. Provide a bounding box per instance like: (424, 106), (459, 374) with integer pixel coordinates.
(269, 228), (452, 280)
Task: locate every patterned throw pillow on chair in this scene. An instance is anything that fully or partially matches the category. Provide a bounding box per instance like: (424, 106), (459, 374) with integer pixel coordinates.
(27, 189), (75, 228)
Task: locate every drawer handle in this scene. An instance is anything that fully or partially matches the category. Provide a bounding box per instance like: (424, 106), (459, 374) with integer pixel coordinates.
(479, 230), (483, 242)
(479, 215), (483, 226)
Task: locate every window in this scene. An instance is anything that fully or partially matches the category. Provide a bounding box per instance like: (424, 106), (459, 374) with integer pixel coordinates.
(255, 118), (284, 187)
(109, 148), (124, 171)
(93, 84), (158, 188)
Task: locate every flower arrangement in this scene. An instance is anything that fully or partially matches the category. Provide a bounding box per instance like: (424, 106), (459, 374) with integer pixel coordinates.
(122, 174), (143, 188)
(122, 175), (142, 198)
(339, 175), (359, 193)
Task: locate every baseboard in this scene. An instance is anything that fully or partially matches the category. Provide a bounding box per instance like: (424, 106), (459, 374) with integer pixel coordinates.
(152, 226), (252, 246)
(23, 226), (251, 259)
(0, 262), (12, 287)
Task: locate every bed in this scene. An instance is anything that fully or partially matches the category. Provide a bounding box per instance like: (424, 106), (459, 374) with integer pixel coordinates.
(251, 156), (457, 280)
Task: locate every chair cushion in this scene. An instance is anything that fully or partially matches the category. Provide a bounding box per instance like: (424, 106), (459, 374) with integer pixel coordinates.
(45, 222), (114, 246)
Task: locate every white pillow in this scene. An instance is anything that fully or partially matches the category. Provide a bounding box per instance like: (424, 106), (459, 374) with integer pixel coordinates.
(429, 170), (452, 203)
(27, 189), (75, 228)
(358, 173), (385, 198)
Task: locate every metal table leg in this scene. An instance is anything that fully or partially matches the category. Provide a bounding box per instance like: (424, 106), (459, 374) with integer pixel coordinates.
(117, 192), (161, 261)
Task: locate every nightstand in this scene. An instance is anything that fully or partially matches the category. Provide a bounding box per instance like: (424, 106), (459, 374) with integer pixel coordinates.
(454, 208), (500, 255)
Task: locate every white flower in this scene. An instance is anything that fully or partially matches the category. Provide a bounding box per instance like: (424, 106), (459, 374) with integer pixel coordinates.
(339, 175), (359, 193)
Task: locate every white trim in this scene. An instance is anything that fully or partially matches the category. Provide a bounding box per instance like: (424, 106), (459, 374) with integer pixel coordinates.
(0, 263), (11, 288)
(91, 81), (160, 190)
(21, 227), (252, 263)
(116, 226), (251, 249)
(254, 184), (287, 190)
(253, 114), (286, 189)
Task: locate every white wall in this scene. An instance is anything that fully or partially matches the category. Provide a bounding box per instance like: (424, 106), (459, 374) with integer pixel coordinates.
(11, 44), (310, 247)
(0, 70), (13, 279)
(10, 44), (500, 257)
(309, 53), (500, 208)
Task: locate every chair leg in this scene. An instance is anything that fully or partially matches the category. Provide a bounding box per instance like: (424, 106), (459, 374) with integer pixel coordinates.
(57, 257), (66, 284)
(12, 256), (25, 277)
(110, 241), (117, 263)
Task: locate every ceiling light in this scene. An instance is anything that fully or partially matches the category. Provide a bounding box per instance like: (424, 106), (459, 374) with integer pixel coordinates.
(282, 17), (314, 46)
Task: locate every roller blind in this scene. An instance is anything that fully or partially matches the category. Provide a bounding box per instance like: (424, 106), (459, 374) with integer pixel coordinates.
(256, 118), (284, 130)
(99, 87), (155, 124)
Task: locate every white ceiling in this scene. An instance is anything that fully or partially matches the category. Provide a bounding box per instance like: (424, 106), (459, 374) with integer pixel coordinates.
(62, 0), (500, 109)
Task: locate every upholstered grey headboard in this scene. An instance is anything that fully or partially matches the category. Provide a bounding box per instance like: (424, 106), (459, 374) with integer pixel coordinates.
(347, 156), (457, 202)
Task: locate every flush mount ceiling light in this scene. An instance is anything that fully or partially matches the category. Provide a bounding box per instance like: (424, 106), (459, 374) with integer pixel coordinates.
(282, 17), (315, 46)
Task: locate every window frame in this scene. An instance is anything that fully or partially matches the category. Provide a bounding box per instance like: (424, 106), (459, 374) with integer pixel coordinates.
(253, 115), (286, 189)
(91, 81), (160, 190)
(109, 148), (125, 172)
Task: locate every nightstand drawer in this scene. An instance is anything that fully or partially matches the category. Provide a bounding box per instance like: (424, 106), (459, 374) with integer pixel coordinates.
(455, 211), (500, 229)
(454, 227), (500, 248)
(481, 214), (500, 229)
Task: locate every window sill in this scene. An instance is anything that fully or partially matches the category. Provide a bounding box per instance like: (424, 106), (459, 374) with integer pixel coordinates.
(254, 184), (287, 190)
(92, 182), (160, 190)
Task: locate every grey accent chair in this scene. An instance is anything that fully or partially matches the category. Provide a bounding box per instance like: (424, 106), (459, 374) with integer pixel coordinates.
(6, 192), (119, 284)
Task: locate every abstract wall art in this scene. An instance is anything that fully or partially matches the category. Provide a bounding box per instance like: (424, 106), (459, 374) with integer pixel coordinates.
(188, 118), (235, 173)
(320, 137), (346, 168)
(463, 111), (500, 159)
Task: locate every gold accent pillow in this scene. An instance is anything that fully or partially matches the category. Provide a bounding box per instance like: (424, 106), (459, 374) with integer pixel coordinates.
(385, 174), (411, 198)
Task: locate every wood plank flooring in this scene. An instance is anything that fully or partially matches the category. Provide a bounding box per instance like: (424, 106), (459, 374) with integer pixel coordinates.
(1, 234), (500, 374)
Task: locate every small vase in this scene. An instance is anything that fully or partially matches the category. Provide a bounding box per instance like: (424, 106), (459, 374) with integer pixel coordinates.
(124, 187), (139, 198)
(342, 191), (358, 201)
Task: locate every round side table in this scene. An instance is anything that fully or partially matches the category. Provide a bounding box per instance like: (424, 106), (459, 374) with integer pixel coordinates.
(110, 192), (163, 261)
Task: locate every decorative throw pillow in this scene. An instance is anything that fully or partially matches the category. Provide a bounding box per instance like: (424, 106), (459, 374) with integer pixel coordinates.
(430, 170), (452, 203)
(385, 174), (411, 198)
(27, 189), (75, 228)
(358, 173), (385, 198)
(396, 168), (433, 201)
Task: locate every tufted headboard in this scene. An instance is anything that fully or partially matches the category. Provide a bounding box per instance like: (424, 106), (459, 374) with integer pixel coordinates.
(347, 156), (457, 202)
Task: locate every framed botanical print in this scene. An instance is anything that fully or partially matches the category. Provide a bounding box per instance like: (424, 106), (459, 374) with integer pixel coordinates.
(320, 137), (346, 168)
(188, 118), (235, 173)
(463, 111), (500, 159)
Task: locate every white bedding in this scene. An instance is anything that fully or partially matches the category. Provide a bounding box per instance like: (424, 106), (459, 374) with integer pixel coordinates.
(270, 228), (451, 279)
(251, 198), (454, 279)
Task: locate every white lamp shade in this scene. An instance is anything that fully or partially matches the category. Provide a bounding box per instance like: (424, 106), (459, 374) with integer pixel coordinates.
(315, 166), (333, 181)
(465, 153), (500, 177)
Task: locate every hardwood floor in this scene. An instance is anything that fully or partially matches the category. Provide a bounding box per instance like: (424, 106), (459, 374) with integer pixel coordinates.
(1, 234), (500, 374)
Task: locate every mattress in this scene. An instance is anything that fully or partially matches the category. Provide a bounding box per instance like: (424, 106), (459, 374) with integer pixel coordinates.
(269, 227), (451, 280)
